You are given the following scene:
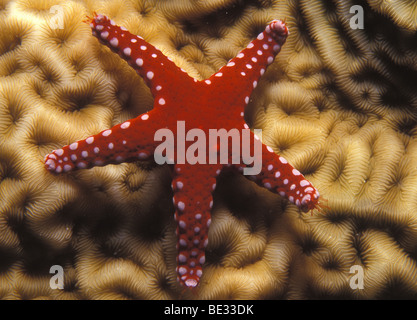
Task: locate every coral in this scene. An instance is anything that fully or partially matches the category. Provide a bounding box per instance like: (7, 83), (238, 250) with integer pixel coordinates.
(1, 0), (417, 299)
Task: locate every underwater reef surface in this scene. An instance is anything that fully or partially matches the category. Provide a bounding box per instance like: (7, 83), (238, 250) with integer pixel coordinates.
(0, 0), (417, 299)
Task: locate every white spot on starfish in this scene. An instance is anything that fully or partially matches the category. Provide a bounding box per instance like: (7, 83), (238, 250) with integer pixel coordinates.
(77, 162), (87, 169)
(178, 254), (187, 263)
(292, 169), (301, 176)
(178, 201), (185, 211)
(138, 152), (148, 159)
(136, 58), (143, 67)
(110, 38), (118, 47)
(123, 47), (131, 56)
(121, 121), (130, 129)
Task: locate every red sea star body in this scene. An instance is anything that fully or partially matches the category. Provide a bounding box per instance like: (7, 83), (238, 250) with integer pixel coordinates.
(44, 14), (321, 288)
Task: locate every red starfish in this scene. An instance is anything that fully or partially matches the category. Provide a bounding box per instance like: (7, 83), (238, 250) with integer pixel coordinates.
(44, 14), (321, 288)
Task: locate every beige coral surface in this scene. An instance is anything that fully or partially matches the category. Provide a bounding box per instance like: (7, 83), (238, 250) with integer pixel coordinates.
(1, 0), (417, 299)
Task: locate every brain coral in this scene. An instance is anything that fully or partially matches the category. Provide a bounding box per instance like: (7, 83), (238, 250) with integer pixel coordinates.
(1, 0), (417, 299)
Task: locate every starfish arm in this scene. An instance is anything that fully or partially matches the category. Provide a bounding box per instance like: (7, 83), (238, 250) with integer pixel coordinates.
(209, 20), (288, 110)
(171, 163), (221, 288)
(44, 110), (162, 173)
(88, 14), (193, 100)
(241, 134), (320, 213)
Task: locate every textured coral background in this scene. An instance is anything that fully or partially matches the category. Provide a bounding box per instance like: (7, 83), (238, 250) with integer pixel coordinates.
(1, 0), (417, 299)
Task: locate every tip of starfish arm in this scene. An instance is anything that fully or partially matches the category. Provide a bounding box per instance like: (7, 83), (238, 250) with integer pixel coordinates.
(44, 158), (56, 171)
(84, 11), (98, 23)
(177, 265), (202, 288)
(84, 12), (107, 26)
(266, 19), (289, 42)
(184, 278), (198, 288)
